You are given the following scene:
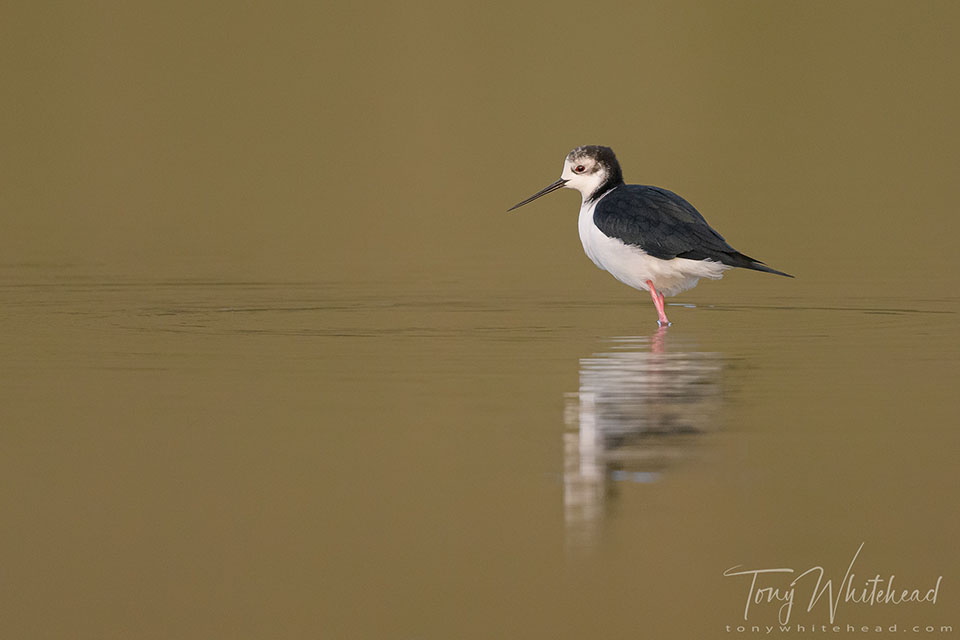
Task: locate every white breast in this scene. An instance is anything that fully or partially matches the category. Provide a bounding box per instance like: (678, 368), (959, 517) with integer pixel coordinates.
(577, 196), (730, 297)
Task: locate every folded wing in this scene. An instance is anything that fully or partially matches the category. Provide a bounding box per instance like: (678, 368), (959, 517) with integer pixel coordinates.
(592, 185), (793, 277)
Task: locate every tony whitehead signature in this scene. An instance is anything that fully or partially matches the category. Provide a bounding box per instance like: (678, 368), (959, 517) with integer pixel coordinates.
(723, 543), (943, 624)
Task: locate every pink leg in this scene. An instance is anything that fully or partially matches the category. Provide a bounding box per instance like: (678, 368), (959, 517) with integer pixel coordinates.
(645, 280), (670, 326)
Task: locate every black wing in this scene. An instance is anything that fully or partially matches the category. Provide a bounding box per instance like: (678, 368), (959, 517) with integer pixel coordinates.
(592, 185), (792, 276)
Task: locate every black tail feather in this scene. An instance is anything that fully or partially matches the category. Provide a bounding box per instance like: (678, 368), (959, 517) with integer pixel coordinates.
(677, 249), (794, 278)
(714, 250), (794, 277)
(745, 261), (794, 278)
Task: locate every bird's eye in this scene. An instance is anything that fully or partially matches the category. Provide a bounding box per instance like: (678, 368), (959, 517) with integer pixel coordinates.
(575, 165), (586, 173)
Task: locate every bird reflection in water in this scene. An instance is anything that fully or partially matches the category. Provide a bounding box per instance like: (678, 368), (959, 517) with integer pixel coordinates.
(563, 326), (723, 548)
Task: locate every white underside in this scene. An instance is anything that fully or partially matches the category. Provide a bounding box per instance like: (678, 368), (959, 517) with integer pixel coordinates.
(578, 195), (730, 297)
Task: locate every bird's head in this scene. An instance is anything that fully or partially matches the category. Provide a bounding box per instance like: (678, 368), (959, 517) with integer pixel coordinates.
(560, 146), (623, 200)
(508, 145), (624, 211)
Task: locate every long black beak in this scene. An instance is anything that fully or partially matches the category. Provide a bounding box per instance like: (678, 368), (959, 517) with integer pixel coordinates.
(507, 178), (567, 211)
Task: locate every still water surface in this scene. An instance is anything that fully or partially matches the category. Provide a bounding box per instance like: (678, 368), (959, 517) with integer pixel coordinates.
(1, 267), (957, 638)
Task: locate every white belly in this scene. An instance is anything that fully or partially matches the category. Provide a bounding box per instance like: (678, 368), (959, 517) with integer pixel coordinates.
(577, 198), (729, 297)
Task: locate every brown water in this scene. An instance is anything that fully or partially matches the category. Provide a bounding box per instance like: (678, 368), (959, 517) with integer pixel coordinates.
(3, 2), (959, 638)
(2, 270), (957, 637)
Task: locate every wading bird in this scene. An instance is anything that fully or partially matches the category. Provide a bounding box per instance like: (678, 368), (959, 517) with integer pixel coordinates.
(509, 146), (792, 325)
